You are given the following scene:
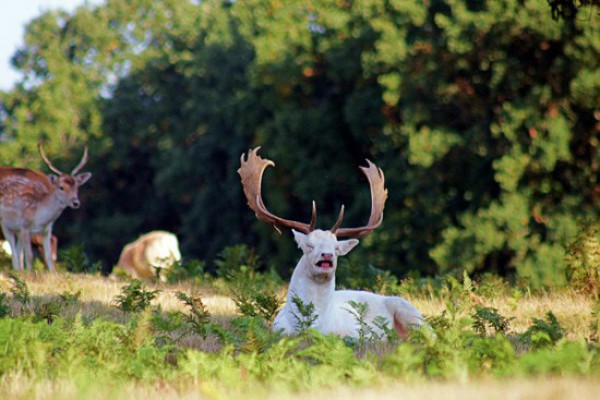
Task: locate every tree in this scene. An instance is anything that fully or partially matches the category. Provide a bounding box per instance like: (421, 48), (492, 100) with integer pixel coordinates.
(1, 0), (597, 286)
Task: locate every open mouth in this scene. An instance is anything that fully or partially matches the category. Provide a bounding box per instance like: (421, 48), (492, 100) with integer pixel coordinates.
(316, 260), (333, 269)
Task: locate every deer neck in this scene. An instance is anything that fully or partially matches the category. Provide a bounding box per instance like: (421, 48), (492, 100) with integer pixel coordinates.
(287, 255), (335, 313)
(33, 190), (67, 227)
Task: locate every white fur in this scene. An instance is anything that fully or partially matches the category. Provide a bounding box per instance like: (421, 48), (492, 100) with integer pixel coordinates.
(273, 229), (426, 339)
(116, 231), (181, 281)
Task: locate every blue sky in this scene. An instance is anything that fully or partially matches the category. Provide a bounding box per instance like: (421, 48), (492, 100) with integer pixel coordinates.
(0, 0), (102, 91)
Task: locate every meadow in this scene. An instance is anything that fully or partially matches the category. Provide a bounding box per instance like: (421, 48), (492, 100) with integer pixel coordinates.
(0, 250), (597, 400)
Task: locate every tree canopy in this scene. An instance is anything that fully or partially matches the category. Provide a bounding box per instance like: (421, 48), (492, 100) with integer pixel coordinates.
(1, 0), (598, 287)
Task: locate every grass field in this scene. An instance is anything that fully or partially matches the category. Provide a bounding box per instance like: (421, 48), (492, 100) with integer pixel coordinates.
(0, 269), (597, 400)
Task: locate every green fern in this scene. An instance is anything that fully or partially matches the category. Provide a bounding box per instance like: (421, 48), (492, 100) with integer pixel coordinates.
(290, 296), (318, 334)
(114, 280), (159, 312)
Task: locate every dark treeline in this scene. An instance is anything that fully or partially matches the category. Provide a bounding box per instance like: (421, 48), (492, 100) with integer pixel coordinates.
(0, 0), (598, 286)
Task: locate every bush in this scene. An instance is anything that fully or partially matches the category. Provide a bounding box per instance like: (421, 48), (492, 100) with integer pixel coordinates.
(114, 280), (160, 313)
(565, 221), (600, 297)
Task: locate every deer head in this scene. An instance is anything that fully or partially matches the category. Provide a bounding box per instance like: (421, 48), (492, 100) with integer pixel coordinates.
(238, 147), (388, 281)
(38, 144), (92, 208)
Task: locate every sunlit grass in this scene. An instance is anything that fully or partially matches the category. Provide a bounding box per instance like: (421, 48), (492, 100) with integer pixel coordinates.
(0, 267), (597, 400)
(1, 373), (598, 400)
(0, 270), (594, 339)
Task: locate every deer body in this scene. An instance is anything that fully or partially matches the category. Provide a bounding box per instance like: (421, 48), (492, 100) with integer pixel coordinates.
(239, 148), (426, 339)
(273, 230), (424, 338)
(0, 229), (58, 267)
(116, 230), (181, 281)
(0, 146), (90, 271)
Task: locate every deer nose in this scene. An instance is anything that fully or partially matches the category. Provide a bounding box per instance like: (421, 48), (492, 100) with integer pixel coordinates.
(321, 253), (333, 261)
(71, 199), (80, 209)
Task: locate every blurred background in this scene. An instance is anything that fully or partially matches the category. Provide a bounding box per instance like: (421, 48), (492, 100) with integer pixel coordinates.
(0, 0), (598, 287)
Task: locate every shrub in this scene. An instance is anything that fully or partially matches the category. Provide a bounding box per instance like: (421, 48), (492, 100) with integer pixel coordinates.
(472, 307), (513, 336)
(215, 244), (261, 279)
(290, 296), (318, 335)
(60, 245), (101, 273)
(0, 293), (10, 318)
(521, 311), (564, 349)
(114, 280), (159, 312)
(565, 221), (600, 297)
(177, 291), (212, 339)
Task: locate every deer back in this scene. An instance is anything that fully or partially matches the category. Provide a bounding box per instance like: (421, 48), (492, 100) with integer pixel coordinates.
(0, 167), (54, 208)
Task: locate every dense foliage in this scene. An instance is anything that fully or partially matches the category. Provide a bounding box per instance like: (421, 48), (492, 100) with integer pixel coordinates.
(0, 0), (598, 286)
(0, 270), (597, 398)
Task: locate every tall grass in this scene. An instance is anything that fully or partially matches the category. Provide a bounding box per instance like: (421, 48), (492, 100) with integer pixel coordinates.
(0, 267), (597, 399)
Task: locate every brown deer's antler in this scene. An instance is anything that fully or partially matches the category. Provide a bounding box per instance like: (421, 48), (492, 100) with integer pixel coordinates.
(38, 144), (64, 175)
(38, 144), (89, 175)
(238, 147), (316, 234)
(71, 145), (89, 175)
(331, 160), (388, 238)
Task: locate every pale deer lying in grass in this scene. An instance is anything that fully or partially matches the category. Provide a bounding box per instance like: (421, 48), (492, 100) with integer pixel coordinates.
(0, 144), (90, 271)
(116, 230), (181, 281)
(239, 147), (426, 339)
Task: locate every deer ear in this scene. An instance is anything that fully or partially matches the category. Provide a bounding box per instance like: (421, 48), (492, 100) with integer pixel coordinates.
(292, 230), (311, 253)
(47, 174), (59, 184)
(75, 172), (92, 186)
(336, 239), (359, 256)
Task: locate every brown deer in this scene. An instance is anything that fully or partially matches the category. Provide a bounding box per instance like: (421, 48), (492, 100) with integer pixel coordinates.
(239, 147), (426, 339)
(0, 231), (58, 267)
(0, 144), (91, 271)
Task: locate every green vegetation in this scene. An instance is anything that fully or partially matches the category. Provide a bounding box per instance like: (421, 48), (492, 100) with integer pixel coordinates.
(0, 0), (597, 288)
(0, 265), (597, 399)
(0, 0), (597, 396)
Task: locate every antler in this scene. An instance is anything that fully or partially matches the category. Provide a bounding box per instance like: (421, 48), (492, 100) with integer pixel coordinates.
(333, 160), (388, 238)
(38, 144), (89, 175)
(71, 145), (89, 175)
(38, 144), (63, 175)
(238, 147), (316, 234)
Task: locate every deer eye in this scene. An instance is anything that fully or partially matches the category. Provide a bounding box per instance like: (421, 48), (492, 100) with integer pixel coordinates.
(59, 186), (65, 191)
(306, 243), (315, 251)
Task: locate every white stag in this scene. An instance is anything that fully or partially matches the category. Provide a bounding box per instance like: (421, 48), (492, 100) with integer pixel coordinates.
(238, 148), (426, 339)
(116, 230), (181, 281)
(0, 145), (91, 271)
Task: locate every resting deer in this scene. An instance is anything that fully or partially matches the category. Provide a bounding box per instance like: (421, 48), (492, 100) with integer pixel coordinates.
(116, 230), (182, 281)
(238, 147), (426, 339)
(0, 144), (91, 271)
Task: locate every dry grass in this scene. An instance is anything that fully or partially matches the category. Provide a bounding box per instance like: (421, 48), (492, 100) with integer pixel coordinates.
(277, 377), (600, 400)
(2, 374), (598, 400)
(0, 270), (594, 338)
(413, 291), (594, 339)
(0, 270), (238, 319)
(0, 270), (597, 400)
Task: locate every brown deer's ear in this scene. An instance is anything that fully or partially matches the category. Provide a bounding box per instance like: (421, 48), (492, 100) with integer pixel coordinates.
(75, 172), (92, 186)
(48, 174), (59, 184)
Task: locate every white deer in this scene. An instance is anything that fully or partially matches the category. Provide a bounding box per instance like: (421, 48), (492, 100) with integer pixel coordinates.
(238, 147), (426, 339)
(0, 144), (91, 271)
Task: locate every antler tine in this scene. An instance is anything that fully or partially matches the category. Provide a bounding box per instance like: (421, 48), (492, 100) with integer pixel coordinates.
(239, 147), (316, 234)
(334, 160), (388, 238)
(71, 145), (89, 175)
(309, 200), (317, 232)
(330, 205), (345, 234)
(38, 143), (63, 175)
